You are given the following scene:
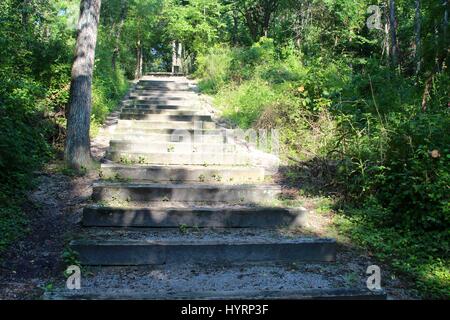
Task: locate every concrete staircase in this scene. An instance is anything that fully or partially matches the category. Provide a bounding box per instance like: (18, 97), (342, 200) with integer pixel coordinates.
(48, 76), (385, 299)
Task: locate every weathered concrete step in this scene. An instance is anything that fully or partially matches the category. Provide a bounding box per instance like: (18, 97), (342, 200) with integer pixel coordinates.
(120, 106), (201, 113)
(120, 103), (193, 109)
(131, 87), (194, 92)
(121, 99), (194, 107)
(119, 113), (213, 122)
(43, 259), (387, 300)
(106, 150), (253, 165)
(128, 96), (185, 102)
(45, 288), (386, 300)
(120, 108), (204, 115)
(135, 83), (190, 89)
(82, 205), (305, 228)
(99, 163), (265, 183)
(110, 133), (226, 143)
(109, 141), (239, 154)
(133, 82), (189, 87)
(129, 92), (197, 98)
(70, 228), (336, 265)
(136, 82), (190, 88)
(133, 87), (190, 92)
(93, 182), (280, 203)
(121, 99), (196, 107)
(112, 126), (244, 140)
(116, 121), (217, 130)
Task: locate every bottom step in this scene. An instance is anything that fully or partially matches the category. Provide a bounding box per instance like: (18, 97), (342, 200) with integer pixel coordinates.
(70, 228), (336, 265)
(44, 263), (386, 300)
(45, 288), (386, 300)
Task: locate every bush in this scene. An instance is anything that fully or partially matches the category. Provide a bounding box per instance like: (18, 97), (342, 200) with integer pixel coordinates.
(215, 79), (278, 128)
(196, 46), (233, 94)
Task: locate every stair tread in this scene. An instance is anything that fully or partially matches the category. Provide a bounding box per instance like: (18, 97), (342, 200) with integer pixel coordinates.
(100, 163), (263, 169)
(44, 262), (385, 300)
(71, 227), (333, 244)
(85, 204), (303, 211)
(93, 181), (280, 189)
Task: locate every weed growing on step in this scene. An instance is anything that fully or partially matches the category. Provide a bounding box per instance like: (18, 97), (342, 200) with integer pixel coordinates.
(62, 247), (80, 267)
(179, 224), (189, 234)
(138, 156), (146, 164)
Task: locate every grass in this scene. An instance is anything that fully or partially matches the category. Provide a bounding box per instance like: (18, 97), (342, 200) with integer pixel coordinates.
(333, 208), (450, 299)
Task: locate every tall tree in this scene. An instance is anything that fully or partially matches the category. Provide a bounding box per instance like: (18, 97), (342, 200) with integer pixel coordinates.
(112, 0), (127, 70)
(414, 0), (422, 75)
(135, 39), (143, 79)
(65, 0), (102, 169)
(236, 0), (279, 41)
(389, 0), (399, 67)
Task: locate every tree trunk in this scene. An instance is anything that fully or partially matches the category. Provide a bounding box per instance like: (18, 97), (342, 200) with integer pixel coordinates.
(134, 40), (142, 79)
(112, 0), (126, 70)
(232, 7), (238, 46)
(65, 0), (102, 170)
(389, 0), (399, 66)
(414, 0), (421, 75)
(444, 0), (448, 49)
(139, 45), (143, 76)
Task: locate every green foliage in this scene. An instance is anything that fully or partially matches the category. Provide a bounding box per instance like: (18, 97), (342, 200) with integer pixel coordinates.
(197, 24), (449, 297)
(62, 247), (80, 267)
(215, 79), (278, 128)
(196, 46), (233, 93)
(0, 0), (129, 255)
(334, 207), (449, 299)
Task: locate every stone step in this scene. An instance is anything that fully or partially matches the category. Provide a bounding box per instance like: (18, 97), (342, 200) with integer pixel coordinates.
(45, 288), (386, 300)
(113, 129), (223, 138)
(133, 86), (190, 92)
(131, 87), (193, 92)
(112, 132), (227, 142)
(93, 182), (280, 203)
(43, 259), (386, 300)
(120, 103), (191, 109)
(109, 141), (239, 154)
(135, 82), (190, 88)
(119, 109), (206, 117)
(121, 99), (194, 106)
(116, 121), (217, 130)
(99, 163), (265, 183)
(121, 99), (195, 106)
(129, 92), (197, 98)
(70, 228), (336, 265)
(82, 205), (306, 228)
(128, 96), (185, 102)
(120, 108), (204, 115)
(119, 113), (213, 121)
(105, 150), (254, 165)
(136, 81), (190, 87)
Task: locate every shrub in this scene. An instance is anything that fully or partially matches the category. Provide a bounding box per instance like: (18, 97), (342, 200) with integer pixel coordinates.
(196, 46), (233, 94)
(214, 79), (278, 128)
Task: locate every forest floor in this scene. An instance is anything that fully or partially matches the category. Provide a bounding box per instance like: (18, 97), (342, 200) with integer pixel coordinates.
(0, 88), (419, 300)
